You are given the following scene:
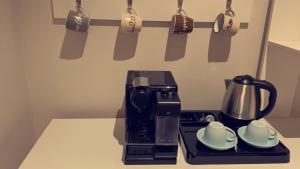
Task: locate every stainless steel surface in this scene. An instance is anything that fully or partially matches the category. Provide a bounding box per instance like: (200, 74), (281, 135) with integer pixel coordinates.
(222, 82), (257, 120)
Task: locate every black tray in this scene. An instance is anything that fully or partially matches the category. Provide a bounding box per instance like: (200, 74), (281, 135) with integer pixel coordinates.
(179, 111), (290, 165)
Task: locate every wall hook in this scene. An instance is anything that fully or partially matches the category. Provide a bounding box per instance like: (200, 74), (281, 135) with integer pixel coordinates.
(178, 0), (183, 9)
(226, 0), (233, 10)
(128, 0), (133, 9)
(76, 0), (81, 5)
(75, 0), (83, 12)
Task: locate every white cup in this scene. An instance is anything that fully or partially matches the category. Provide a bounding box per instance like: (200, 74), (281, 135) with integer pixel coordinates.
(214, 9), (240, 35)
(244, 120), (277, 145)
(120, 8), (142, 33)
(203, 122), (236, 146)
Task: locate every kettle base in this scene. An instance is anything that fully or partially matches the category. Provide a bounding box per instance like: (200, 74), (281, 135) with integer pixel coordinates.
(219, 113), (252, 128)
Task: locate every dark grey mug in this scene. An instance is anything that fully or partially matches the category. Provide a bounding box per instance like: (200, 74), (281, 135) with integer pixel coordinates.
(65, 5), (89, 32)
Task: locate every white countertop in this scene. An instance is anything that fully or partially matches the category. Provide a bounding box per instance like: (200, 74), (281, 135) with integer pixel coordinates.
(19, 118), (299, 169)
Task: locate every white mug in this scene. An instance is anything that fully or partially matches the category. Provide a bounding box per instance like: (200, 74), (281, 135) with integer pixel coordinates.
(244, 120), (277, 145)
(120, 8), (142, 33)
(214, 9), (240, 35)
(203, 122), (236, 146)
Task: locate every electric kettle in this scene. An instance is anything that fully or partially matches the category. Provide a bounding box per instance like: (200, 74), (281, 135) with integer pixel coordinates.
(221, 75), (277, 122)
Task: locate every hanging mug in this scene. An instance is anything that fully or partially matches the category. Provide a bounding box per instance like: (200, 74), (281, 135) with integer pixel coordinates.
(120, 8), (142, 33)
(214, 9), (240, 35)
(173, 9), (194, 34)
(65, 0), (90, 32)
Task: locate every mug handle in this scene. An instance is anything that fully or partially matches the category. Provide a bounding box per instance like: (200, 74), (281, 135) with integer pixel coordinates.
(225, 8), (235, 17)
(77, 7), (88, 17)
(225, 127), (237, 142)
(176, 8), (187, 16)
(74, 0), (88, 17)
(268, 127), (278, 140)
(127, 7), (138, 15)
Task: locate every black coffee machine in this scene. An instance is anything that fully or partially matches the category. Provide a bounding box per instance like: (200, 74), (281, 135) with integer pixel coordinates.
(124, 71), (181, 165)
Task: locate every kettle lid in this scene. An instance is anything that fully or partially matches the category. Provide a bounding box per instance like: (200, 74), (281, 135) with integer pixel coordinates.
(233, 75), (254, 85)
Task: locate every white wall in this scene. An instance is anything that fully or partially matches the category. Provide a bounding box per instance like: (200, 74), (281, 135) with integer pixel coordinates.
(0, 1), (34, 169)
(269, 0), (300, 41)
(265, 0), (300, 118)
(15, 0), (271, 139)
(52, 0), (253, 22)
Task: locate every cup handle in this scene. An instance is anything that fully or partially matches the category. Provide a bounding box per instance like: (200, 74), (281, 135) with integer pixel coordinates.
(127, 7), (137, 15)
(176, 8), (187, 16)
(225, 127), (236, 142)
(74, 0), (88, 17)
(268, 127), (278, 140)
(225, 8), (235, 17)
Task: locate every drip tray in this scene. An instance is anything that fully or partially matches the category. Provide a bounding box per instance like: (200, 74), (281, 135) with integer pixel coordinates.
(127, 131), (154, 144)
(179, 111), (290, 165)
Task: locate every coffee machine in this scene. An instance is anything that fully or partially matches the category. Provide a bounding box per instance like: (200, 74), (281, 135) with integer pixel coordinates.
(124, 71), (181, 165)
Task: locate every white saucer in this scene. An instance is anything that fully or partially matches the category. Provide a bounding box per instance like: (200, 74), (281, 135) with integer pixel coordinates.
(196, 127), (238, 151)
(238, 126), (279, 149)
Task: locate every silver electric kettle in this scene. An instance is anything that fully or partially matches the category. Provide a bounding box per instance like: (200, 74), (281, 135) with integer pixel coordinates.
(221, 75), (277, 121)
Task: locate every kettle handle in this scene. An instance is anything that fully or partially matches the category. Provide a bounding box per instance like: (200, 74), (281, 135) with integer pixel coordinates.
(254, 80), (277, 119)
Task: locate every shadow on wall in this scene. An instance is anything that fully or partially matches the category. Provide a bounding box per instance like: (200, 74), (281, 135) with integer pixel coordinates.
(60, 30), (88, 59)
(291, 73), (300, 117)
(165, 25), (187, 62)
(113, 28), (138, 61)
(208, 31), (231, 62)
